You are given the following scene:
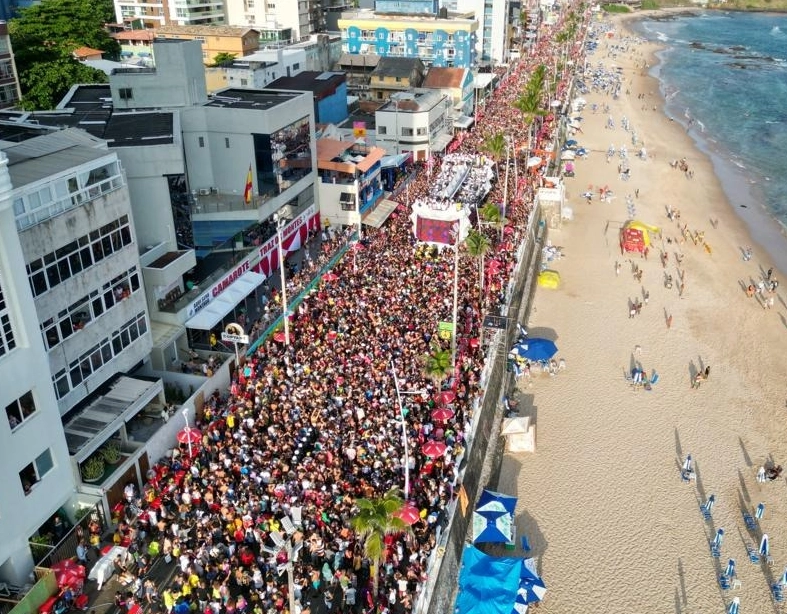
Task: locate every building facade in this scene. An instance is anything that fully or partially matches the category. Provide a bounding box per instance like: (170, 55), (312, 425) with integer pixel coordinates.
(154, 25), (260, 65)
(0, 152), (74, 586)
(456, 0), (510, 65)
(374, 90), (452, 160)
(114, 0), (225, 27)
(0, 21), (21, 109)
(338, 9), (477, 68)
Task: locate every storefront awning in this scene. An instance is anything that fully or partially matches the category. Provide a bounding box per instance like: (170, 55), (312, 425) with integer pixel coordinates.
(432, 133), (454, 153)
(363, 199), (399, 229)
(185, 271), (265, 331)
(454, 115), (475, 129)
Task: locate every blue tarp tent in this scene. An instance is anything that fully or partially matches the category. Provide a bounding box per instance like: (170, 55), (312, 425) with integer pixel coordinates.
(456, 546), (547, 614)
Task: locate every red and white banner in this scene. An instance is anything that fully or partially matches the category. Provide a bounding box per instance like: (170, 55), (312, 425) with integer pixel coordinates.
(253, 204), (320, 279)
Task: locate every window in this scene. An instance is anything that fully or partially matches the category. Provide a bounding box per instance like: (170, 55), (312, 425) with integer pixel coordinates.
(225, 137), (230, 148)
(0, 276), (15, 357)
(417, 127), (427, 136)
(6, 391), (36, 431)
(292, 63), (300, 70)
(402, 128), (413, 136)
(19, 449), (54, 495)
(198, 136), (205, 148)
(240, 78), (248, 86)
(378, 126), (387, 135)
(27, 216), (133, 297)
(118, 88), (133, 100)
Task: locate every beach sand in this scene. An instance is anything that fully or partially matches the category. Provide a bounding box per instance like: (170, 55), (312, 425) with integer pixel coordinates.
(496, 13), (787, 613)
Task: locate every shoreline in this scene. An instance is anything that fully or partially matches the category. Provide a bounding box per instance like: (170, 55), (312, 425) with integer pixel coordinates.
(616, 9), (787, 280)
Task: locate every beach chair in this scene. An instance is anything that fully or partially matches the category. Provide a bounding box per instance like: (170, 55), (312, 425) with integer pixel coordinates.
(772, 584), (784, 602)
(743, 512), (756, 531)
(745, 542), (760, 564)
(711, 543), (721, 558)
(719, 575), (730, 590)
(701, 502), (713, 521)
(520, 536), (531, 552)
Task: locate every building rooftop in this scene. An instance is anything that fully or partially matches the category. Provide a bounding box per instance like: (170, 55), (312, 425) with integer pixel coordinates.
(337, 53), (381, 69)
(73, 46), (105, 59)
(316, 137), (386, 174)
(266, 71), (345, 99)
(379, 90), (444, 113)
(112, 30), (156, 42)
(2, 129), (111, 188)
(372, 57), (424, 79)
(423, 67), (468, 89)
(103, 112), (175, 147)
(155, 25), (259, 37)
(204, 88), (302, 110)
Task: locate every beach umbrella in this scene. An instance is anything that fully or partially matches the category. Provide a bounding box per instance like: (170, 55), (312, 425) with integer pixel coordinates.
(393, 504), (421, 526)
(780, 567), (787, 586)
(322, 272), (339, 282)
(177, 426), (201, 458)
(725, 559), (736, 578)
(431, 408), (454, 422)
(439, 390), (456, 405)
(683, 454), (692, 472)
(422, 440), (447, 458)
(756, 503), (765, 520)
(537, 270), (560, 289)
(565, 139), (578, 147)
(511, 338), (558, 361)
(704, 494), (716, 513)
(728, 597), (740, 614)
(517, 557), (548, 604)
(273, 331), (291, 343)
(760, 534), (770, 557)
(560, 150), (575, 161)
(51, 559), (86, 589)
(472, 489), (517, 544)
(714, 529), (725, 548)
(526, 156), (543, 168)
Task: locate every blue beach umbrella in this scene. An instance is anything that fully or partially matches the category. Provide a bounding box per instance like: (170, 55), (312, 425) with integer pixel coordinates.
(510, 338), (558, 362)
(728, 597), (740, 614)
(704, 494), (715, 513)
(781, 567), (787, 586)
(683, 454), (692, 472)
(517, 558), (547, 604)
(761, 534), (770, 557)
(756, 503), (765, 520)
(725, 559), (736, 578)
(714, 529), (725, 548)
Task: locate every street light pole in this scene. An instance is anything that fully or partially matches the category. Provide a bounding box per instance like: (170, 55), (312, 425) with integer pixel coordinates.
(354, 176), (363, 241)
(274, 214), (290, 346)
(390, 361), (426, 500)
(501, 139), (510, 242)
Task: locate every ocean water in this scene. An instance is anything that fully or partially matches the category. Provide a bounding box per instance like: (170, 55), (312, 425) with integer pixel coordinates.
(630, 11), (787, 270)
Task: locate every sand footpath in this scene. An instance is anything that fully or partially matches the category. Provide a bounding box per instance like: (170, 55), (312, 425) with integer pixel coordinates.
(497, 14), (787, 614)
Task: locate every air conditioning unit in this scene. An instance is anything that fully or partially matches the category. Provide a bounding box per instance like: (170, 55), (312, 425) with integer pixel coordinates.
(198, 188), (210, 196)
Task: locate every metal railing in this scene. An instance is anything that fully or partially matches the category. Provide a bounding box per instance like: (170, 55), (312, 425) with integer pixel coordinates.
(32, 502), (107, 569)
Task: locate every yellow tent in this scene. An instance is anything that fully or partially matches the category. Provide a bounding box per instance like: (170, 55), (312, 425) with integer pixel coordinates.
(538, 270), (560, 289)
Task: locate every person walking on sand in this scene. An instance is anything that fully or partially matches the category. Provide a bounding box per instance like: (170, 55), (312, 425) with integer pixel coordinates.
(615, 261), (621, 276)
(679, 282), (685, 298)
(666, 314), (673, 329)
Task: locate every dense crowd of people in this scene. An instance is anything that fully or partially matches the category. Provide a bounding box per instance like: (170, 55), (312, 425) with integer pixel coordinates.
(106, 9), (590, 614)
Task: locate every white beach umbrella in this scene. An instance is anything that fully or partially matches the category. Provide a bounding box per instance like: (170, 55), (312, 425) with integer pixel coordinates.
(761, 534), (770, 556)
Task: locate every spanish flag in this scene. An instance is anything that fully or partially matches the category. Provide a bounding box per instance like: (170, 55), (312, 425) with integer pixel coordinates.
(243, 164), (253, 205)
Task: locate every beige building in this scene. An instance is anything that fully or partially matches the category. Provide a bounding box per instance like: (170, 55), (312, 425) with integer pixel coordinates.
(369, 57), (425, 103)
(154, 25), (260, 65)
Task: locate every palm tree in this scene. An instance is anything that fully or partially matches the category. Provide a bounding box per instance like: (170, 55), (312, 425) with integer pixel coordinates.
(482, 131), (506, 179)
(479, 202), (507, 228)
(465, 228), (492, 293)
(422, 345), (453, 385)
(351, 488), (410, 602)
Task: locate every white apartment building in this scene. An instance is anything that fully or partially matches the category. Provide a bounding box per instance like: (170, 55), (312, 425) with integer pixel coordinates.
(224, 0), (311, 39)
(374, 90), (453, 161)
(0, 153), (74, 586)
(114, 0), (225, 27)
(456, 0), (510, 65)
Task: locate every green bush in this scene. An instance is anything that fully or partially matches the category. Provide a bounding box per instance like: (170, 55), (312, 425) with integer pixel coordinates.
(602, 3), (632, 11)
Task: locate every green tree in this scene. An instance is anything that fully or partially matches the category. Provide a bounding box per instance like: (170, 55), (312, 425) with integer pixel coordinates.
(465, 228), (492, 293)
(422, 345), (453, 385)
(212, 52), (237, 66)
(10, 0), (120, 110)
(482, 131), (506, 179)
(351, 489), (410, 602)
(479, 202), (507, 228)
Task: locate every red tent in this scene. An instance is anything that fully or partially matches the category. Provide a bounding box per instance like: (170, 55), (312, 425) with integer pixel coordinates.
(620, 226), (646, 254)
